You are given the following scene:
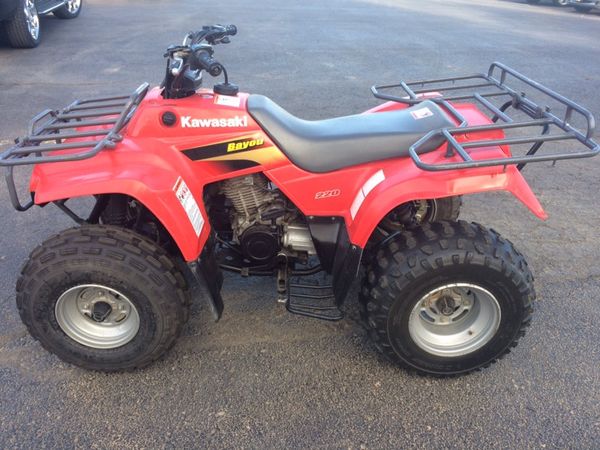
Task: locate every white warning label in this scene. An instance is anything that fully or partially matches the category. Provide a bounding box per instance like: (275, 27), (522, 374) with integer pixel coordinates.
(173, 177), (204, 237)
(214, 95), (241, 107)
(410, 107), (434, 120)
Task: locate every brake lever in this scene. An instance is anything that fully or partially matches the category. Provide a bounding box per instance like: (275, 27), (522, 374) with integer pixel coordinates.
(203, 25), (231, 45)
(187, 29), (210, 46)
(183, 24), (235, 47)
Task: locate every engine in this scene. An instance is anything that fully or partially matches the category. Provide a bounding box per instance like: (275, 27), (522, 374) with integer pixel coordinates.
(220, 174), (315, 263)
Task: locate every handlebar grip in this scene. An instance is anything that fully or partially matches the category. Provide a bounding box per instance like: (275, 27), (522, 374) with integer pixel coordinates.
(225, 24), (237, 36)
(195, 51), (222, 77)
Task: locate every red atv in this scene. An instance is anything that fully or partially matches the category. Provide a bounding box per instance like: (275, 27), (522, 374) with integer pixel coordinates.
(2, 25), (598, 376)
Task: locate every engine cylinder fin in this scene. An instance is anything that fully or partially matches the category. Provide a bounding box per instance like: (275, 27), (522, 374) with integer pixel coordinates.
(221, 174), (274, 217)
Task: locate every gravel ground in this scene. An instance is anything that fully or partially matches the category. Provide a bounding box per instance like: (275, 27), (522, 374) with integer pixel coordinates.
(0, 0), (599, 448)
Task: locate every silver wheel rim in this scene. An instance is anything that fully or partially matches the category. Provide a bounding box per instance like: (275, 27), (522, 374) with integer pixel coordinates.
(24, 0), (39, 40)
(408, 283), (501, 357)
(55, 284), (140, 349)
(65, 0), (81, 13)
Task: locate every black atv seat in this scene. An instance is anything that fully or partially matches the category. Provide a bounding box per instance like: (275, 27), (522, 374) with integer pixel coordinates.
(247, 96), (455, 173)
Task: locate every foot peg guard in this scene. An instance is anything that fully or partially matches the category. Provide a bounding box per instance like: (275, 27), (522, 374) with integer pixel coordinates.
(285, 276), (344, 321)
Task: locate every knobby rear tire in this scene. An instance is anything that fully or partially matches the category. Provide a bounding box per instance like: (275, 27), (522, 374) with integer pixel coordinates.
(360, 220), (535, 377)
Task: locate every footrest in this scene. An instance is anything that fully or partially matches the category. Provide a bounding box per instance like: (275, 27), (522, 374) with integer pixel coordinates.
(286, 277), (343, 321)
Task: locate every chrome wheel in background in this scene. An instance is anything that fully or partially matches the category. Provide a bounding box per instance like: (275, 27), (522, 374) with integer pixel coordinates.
(54, 0), (83, 19)
(24, 0), (40, 41)
(64, 0), (82, 14)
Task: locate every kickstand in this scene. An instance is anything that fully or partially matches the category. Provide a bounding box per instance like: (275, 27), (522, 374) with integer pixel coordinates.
(276, 253), (289, 304)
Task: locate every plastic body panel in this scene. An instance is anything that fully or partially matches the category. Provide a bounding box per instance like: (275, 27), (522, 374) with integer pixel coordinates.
(30, 87), (546, 261)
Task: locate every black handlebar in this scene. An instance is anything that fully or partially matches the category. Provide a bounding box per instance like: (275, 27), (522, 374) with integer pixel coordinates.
(184, 24), (237, 77)
(223, 24), (237, 36)
(163, 24), (238, 98)
(194, 50), (222, 77)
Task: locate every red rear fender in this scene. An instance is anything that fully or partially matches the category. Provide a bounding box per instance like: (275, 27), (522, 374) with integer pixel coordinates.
(347, 162), (546, 247)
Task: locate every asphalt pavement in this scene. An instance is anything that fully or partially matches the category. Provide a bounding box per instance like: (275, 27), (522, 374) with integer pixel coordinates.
(1, 0), (599, 448)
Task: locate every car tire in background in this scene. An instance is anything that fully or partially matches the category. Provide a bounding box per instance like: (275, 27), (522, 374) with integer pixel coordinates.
(53, 0), (82, 19)
(4, 0), (41, 48)
(553, 0), (569, 5)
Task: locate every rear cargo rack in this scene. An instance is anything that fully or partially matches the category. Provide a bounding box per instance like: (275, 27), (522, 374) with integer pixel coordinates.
(0, 83), (149, 210)
(372, 62), (599, 171)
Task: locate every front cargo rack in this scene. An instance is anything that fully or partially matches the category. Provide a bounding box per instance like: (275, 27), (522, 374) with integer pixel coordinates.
(372, 62), (599, 171)
(0, 83), (149, 210)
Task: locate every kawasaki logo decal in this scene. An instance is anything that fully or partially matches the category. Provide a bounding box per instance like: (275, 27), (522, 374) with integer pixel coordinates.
(181, 115), (248, 128)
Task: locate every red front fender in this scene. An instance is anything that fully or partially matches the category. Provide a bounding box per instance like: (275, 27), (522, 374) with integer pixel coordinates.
(30, 140), (210, 261)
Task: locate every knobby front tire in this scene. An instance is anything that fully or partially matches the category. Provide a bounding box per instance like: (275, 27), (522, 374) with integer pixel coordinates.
(17, 225), (189, 372)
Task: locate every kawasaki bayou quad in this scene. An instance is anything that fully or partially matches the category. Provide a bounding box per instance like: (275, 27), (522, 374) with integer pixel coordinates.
(1, 25), (598, 376)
